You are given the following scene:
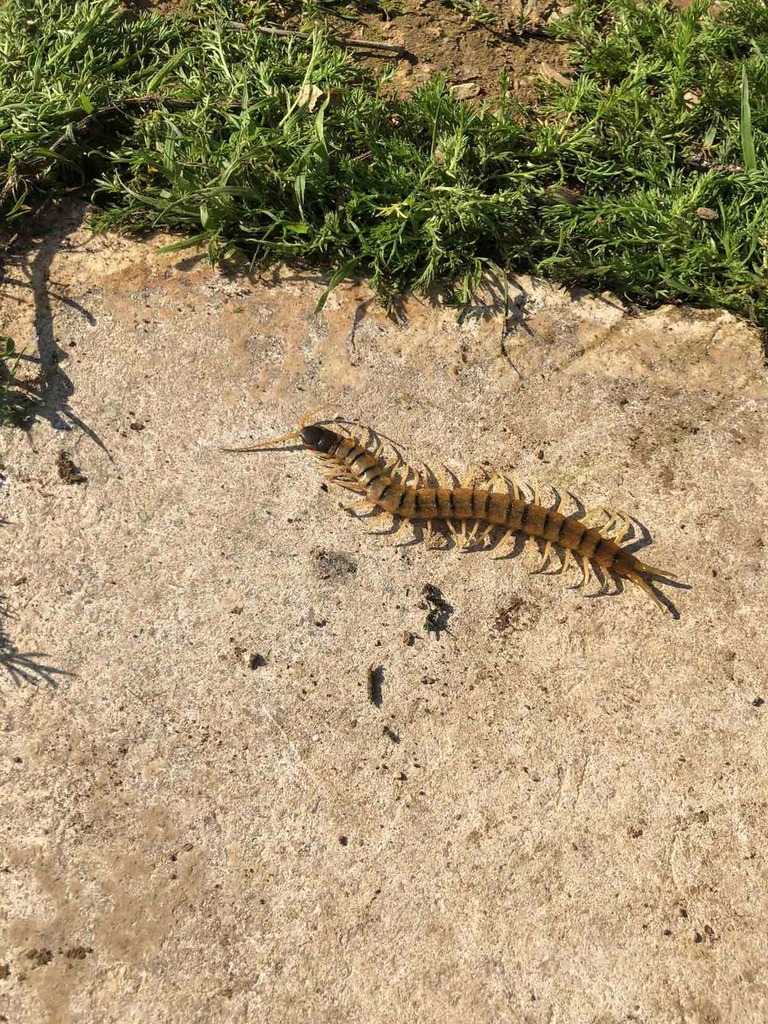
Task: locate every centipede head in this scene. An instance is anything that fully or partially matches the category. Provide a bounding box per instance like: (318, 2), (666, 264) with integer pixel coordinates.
(300, 423), (325, 449)
(300, 423), (344, 454)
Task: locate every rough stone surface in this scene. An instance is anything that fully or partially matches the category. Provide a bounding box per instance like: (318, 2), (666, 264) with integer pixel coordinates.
(1, 207), (768, 1023)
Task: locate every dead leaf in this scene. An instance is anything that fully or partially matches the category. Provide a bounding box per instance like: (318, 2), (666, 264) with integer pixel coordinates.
(538, 63), (572, 87)
(450, 81), (481, 101)
(297, 83), (325, 112)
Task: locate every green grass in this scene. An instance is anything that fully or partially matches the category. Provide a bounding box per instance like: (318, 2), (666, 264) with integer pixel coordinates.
(1, 0), (768, 418)
(0, 336), (25, 426)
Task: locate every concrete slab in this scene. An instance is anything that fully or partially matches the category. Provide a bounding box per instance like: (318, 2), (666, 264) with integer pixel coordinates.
(1, 206), (767, 1023)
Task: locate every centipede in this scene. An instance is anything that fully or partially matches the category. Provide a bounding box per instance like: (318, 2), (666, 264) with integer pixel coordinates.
(224, 411), (678, 614)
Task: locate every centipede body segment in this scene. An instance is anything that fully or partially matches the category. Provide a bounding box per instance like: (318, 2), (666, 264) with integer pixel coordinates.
(224, 415), (678, 614)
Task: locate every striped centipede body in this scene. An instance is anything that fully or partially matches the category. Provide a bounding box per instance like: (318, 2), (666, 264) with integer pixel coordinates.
(225, 414), (678, 614)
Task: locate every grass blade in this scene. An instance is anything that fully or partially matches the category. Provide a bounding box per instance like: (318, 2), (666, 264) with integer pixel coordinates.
(741, 65), (757, 173)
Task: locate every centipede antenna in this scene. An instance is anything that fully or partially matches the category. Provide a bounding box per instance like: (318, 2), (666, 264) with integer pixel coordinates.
(221, 428), (302, 452)
(300, 403), (341, 428)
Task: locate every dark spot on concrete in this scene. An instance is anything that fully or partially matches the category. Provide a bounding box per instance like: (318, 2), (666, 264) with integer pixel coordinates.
(753, 697), (765, 707)
(368, 665), (384, 708)
(24, 949), (53, 968)
(420, 583), (453, 636)
(494, 597), (541, 633)
(64, 946), (92, 960)
(312, 548), (357, 580)
(250, 653), (266, 669)
(339, 835), (348, 846)
(56, 451), (86, 484)
(383, 725), (400, 744)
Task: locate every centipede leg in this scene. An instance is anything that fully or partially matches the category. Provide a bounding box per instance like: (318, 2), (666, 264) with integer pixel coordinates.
(475, 523), (495, 547)
(464, 521), (482, 549)
(446, 520), (462, 547)
(494, 472), (521, 502)
(491, 470), (517, 500)
(334, 479), (367, 494)
(602, 513), (617, 537)
(524, 535), (540, 564)
(580, 556), (592, 595)
(525, 478), (541, 563)
(612, 511), (632, 545)
(434, 464), (462, 548)
(492, 529), (516, 560)
(594, 566), (609, 596)
(391, 516), (415, 545)
(637, 561), (678, 581)
(487, 472), (518, 558)
(324, 469), (359, 486)
(343, 498), (378, 515)
(423, 519), (446, 549)
(536, 541), (554, 573)
(457, 468), (484, 549)
(627, 571), (668, 612)
(406, 464), (424, 487)
(582, 506), (610, 529)
(360, 428), (378, 459)
(364, 512), (395, 535)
